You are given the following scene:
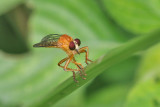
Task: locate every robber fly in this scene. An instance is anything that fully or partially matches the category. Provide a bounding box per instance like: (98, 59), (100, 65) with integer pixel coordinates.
(33, 34), (93, 82)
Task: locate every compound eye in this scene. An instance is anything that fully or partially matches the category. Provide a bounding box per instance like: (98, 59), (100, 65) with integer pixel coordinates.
(74, 38), (81, 46)
(69, 41), (75, 50)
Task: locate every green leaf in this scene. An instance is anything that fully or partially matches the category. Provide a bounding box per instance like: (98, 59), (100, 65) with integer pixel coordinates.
(0, 1), (31, 54)
(101, 55), (139, 83)
(32, 0), (129, 42)
(87, 84), (130, 107)
(54, 86), (86, 107)
(101, 0), (160, 34)
(0, 0), (127, 106)
(125, 44), (160, 107)
(137, 44), (160, 80)
(126, 80), (160, 107)
(0, 0), (25, 16)
(0, 0), (160, 107)
(28, 30), (160, 107)
(85, 55), (140, 97)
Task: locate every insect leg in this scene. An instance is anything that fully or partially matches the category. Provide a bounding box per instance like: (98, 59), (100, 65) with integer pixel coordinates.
(58, 57), (69, 68)
(72, 58), (86, 80)
(72, 58), (84, 69)
(63, 55), (74, 71)
(78, 46), (93, 65)
(58, 57), (79, 71)
(72, 58), (87, 77)
(79, 70), (86, 80)
(58, 55), (86, 81)
(72, 71), (79, 83)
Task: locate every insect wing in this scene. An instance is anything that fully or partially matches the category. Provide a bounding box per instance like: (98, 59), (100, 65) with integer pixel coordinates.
(33, 34), (62, 47)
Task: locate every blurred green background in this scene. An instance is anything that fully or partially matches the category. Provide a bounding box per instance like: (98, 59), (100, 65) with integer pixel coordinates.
(0, 0), (160, 107)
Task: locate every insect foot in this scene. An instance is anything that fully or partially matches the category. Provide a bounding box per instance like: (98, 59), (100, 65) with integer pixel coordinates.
(72, 71), (79, 83)
(81, 68), (87, 76)
(83, 73), (87, 76)
(78, 70), (86, 80)
(82, 77), (86, 80)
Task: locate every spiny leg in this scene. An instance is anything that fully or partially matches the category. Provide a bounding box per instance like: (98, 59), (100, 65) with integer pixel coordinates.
(72, 58), (84, 70)
(58, 55), (86, 81)
(79, 70), (86, 80)
(72, 59), (85, 80)
(64, 56), (85, 81)
(58, 57), (68, 68)
(60, 55), (82, 81)
(61, 68), (80, 71)
(72, 58), (86, 80)
(72, 71), (79, 83)
(63, 55), (74, 70)
(73, 58), (87, 77)
(73, 58), (86, 79)
(58, 55), (79, 71)
(78, 46), (93, 65)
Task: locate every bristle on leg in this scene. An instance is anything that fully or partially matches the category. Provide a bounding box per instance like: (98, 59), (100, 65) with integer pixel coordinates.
(72, 71), (79, 83)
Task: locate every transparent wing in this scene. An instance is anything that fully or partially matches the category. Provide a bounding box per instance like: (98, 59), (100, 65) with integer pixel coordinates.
(33, 34), (62, 47)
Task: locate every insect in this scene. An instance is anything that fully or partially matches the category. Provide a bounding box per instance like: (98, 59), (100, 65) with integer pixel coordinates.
(33, 34), (93, 82)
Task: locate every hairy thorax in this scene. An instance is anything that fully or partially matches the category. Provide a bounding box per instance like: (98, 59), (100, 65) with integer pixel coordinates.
(58, 34), (76, 55)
